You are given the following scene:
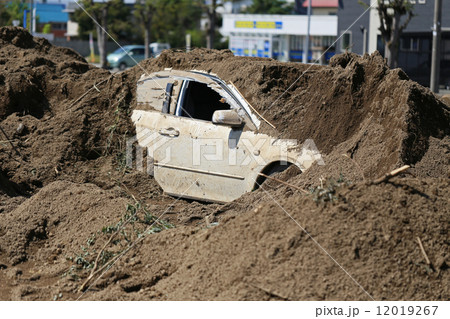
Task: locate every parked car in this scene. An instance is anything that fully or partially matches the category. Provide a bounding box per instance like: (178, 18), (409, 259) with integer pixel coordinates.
(149, 42), (170, 57)
(131, 70), (324, 202)
(107, 45), (146, 70)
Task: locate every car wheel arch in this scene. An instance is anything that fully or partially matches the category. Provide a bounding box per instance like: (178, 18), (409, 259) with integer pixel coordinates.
(253, 161), (295, 190)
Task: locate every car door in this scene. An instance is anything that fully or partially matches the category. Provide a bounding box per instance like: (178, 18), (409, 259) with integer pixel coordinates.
(132, 71), (267, 202)
(151, 79), (257, 202)
(130, 48), (145, 65)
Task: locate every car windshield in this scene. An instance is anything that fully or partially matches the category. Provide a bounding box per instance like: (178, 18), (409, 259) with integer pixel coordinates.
(112, 47), (129, 55)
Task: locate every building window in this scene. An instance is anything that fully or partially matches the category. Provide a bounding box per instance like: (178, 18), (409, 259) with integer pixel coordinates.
(311, 36), (321, 48)
(290, 35), (303, 50)
(401, 37), (419, 51)
(411, 38), (419, 51)
(418, 0), (426, 4)
(51, 23), (67, 30)
(340, 31), (352, 52)
(310, 36), (335, 49)
(322, 36), (335, 48)
(443, 39), (450, 60)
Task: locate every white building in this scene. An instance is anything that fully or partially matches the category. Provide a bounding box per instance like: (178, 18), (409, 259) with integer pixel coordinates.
(221, 13), (338, 63)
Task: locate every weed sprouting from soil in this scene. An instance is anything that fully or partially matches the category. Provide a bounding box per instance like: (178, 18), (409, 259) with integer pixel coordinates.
(104, 94), (132, 174)
(310, 174), (351, 204)
(65, 201), (173, 282)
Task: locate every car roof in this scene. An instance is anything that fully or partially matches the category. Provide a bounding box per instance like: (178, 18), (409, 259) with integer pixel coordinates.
(137, 69), (262, 130)
(123, 45), (145, 49)
(138, 69), (221, 86)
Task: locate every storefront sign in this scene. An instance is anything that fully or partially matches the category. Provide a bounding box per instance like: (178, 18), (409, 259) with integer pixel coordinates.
(235, 21), (283, 30)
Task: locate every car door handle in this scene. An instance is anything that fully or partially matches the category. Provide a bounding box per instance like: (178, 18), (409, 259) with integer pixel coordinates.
(158, 128), (179, 137)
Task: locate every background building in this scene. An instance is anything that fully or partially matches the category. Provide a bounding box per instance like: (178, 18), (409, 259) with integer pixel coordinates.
(221, 9), (338, 63)
(298, 0), (339, 15)
(336, 0), (370, 55)
(338, 0), (449, 88)
(35, 2), (68, 38)
(62, 1), (80, 40)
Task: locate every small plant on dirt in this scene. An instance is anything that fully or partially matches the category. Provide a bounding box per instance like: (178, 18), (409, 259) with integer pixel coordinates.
(115, 143), (131, 174)
(86, 234), (96, 246)
(104, 94), (133, 174)
(65, 200), (174, 289)
(61, 265), (79, 281)
(310, 174), (351, 204)
(105, 96), (127, 153)
(74, 246), (94, 269)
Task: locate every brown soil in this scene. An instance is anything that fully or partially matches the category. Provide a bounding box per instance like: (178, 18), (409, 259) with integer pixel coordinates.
(0, 27), (448, 301)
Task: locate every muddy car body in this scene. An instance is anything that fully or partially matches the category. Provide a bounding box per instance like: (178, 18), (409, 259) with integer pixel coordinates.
(131, 70), (323, 202)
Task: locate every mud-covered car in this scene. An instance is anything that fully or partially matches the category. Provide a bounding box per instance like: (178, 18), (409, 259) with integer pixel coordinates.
(130, 70), (324, 202)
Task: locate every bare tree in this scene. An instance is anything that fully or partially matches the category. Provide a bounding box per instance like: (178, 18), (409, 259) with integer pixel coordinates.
(135, 0), (156, 59)
(78, 0), (110, 69)
(76, 0), (131, 68)
(201, 0), (220, 49)
(97, 3), (108, 68)
(377, 0), (414, 68)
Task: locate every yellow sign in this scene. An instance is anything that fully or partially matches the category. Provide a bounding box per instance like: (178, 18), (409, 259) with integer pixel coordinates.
(255, 21), (275, 29)
(235, 21), (254, 28)
(235, 21), (283, 29)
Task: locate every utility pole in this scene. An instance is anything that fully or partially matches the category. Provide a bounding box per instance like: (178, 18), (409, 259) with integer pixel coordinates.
(361, 25), (367, 55)
(430, 0), (442, 93)
(32, 0), (36, 33)
(28, 0), (33, 32)
(303, 0), (312, 64)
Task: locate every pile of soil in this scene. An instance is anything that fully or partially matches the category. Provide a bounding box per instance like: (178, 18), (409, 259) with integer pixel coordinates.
(0, 28), (448, 301)
(84, 177), (450, 301)
(0, 27), (144, 210)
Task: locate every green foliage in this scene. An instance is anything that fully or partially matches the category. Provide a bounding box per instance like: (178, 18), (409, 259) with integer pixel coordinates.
(42, 23), (51, 34)
(245, 0), (294, 15)
(149, 0), (203, 49)
(377, 0), (415, 35)
(75, 245), (94, 269)
(74, 0), (203, 48)
(72, 2), (93, 40)
(73, 0), (134, 41)
(1, 0), (29, 27)
(187, 28), (206, 48)
(0, 1), (9, 26)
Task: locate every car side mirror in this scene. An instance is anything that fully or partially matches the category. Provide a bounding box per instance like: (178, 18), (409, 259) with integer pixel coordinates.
(212, 109), (244, 127)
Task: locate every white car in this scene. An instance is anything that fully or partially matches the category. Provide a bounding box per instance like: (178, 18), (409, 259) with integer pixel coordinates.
(130, 69), (323, 202)
(150, 42), (170, 57)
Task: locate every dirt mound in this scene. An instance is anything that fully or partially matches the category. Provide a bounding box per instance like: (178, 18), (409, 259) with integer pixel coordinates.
(1, 178), (447, 301)
(0, 28), (448, 301)
(0, 27), (95, 120)
(5, 177), (447, 301)
(0, 27), (140, 196)
(91, 177), (447, 301)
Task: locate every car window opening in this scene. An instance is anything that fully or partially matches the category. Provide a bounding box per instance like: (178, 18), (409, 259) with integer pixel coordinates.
(180, 81), (231, 121)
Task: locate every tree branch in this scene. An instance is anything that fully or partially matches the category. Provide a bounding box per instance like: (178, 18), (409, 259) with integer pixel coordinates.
(399, 10), (414, 32)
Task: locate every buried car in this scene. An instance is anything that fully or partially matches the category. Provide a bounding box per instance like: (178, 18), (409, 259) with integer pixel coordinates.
(130, 69), (324, 202)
